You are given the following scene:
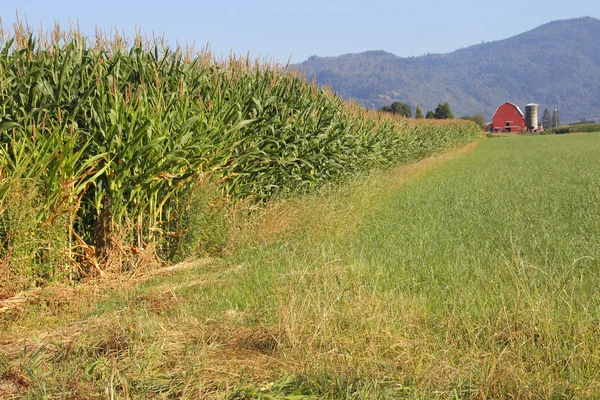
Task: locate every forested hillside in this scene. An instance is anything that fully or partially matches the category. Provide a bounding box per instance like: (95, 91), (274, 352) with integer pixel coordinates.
(298, 17), (600, 123)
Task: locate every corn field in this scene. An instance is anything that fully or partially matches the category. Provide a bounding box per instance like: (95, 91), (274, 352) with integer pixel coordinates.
(0, 24), (481, 291)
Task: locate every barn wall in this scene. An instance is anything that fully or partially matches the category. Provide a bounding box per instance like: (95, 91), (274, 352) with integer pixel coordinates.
(492, 103), (526, 132)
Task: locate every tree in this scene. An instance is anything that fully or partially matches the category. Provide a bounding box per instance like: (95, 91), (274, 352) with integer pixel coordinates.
(461, 113), (486, 128)
(541, 108), (552, 129)
(415, 104), (424, 119)
(425, 110), (434, 119)
(392, 102), (412, 118)
(390, 101), (412, 118)
(570, 119), (596, 125)
(379, 101), (411, 118)
(433, 102), (454, 119)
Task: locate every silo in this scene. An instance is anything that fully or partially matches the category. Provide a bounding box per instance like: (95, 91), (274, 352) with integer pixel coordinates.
(525, 103), (538, 131)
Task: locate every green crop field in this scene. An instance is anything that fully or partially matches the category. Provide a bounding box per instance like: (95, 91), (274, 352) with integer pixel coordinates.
(0, 27), (478, 295)
(2, 133), (599, 398)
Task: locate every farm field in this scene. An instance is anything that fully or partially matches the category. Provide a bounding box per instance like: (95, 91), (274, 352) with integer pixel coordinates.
(0, 30), (479, 294)
(2, 133), (600, 398)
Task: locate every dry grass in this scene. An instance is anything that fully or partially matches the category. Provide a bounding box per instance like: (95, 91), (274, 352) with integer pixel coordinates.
(0, 257), (21, 301)
(0, 255), (290, 397)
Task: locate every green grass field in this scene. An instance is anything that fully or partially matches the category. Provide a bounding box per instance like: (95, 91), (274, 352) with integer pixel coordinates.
(2, 133), (600, 398)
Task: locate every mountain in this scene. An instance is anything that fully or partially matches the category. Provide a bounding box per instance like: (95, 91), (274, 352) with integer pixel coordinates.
(296, 17), (600, 123)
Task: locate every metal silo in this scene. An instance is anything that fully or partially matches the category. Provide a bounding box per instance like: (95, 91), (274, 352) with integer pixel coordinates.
(525, 103), (538, 131)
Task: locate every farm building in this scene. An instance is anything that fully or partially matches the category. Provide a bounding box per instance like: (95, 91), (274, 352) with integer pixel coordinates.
(488, 102), (526, 132)
(488, 102), (540, 133)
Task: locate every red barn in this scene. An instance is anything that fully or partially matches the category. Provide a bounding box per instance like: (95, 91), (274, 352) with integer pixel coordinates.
(488, 102), (526, 133)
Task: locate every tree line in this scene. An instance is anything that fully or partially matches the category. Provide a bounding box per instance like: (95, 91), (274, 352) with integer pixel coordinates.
(380, 102), (594, 131)
(379, 101), (455, 119)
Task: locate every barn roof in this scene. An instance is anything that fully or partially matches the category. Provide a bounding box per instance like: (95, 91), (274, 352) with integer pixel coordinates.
(493, 101), (524, 117)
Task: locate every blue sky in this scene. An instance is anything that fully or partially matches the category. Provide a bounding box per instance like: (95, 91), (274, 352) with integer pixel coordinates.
(2, 1), (599, 63)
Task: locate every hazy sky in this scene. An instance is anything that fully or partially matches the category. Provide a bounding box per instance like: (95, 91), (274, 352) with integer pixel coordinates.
(2, 1), (599, 63)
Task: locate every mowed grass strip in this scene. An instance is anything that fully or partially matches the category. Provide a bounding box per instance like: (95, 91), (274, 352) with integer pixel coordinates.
(2, 134), (600, 398)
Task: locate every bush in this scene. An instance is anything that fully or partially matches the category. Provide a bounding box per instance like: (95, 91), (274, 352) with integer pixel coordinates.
(546, 123), (600, 134)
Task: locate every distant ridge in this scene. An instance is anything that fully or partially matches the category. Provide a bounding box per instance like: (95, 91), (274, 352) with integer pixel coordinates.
(297, 17), (600, 122)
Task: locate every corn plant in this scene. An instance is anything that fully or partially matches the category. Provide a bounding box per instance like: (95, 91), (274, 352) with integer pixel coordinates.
(0, 24), (481, 285)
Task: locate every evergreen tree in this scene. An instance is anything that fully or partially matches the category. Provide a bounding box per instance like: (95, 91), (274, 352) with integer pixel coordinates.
(433, 102), (454, 119)
(415, 104), (424, 119)
(541, 108), (552, 129)
(425, 110), (434, 119)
